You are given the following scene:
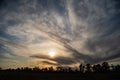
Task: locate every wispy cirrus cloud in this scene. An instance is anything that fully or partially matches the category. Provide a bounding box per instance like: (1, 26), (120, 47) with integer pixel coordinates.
(0, 0), (120, 69)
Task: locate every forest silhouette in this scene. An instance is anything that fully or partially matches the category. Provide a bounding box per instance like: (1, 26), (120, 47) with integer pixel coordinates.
(0, 62), (120, 80)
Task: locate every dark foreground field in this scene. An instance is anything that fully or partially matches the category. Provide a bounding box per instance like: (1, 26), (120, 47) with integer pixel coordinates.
(0, 71), (120, 80)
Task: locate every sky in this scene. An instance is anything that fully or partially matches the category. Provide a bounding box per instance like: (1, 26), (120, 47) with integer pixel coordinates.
(0, 0), (120, 69)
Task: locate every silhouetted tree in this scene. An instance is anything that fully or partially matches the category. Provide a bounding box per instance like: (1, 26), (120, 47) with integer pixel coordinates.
(74, 69), (79, 72)
(101, 62), (110, 72)
(92, 64), (102, 72)
(16, 68), (20, 71)
(41, 67), (48, 72)
(113, 65), (120, 72)
(79, 64), (84, 73)
(68, 67), (72, 72)
(48, 66), (54, 72)
(33, 67), (40, 72)
(23, 67), (32, 72)
(56, 67), (64, 72)
(86, 64), (91, 72)
(1, 61), (120, 74)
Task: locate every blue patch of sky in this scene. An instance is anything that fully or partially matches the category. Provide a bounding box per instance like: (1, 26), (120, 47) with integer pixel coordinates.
(0, 28), (20, 42)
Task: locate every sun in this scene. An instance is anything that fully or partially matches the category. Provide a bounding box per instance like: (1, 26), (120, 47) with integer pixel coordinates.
(49, 51), (56, 57)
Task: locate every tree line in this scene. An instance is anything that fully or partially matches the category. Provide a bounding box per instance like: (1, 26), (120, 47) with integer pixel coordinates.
(0, 62), (120, 73)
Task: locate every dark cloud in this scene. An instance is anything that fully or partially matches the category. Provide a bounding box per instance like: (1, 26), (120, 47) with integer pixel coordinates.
(41, 61), (57, 65)
(30, 54), (76, 65)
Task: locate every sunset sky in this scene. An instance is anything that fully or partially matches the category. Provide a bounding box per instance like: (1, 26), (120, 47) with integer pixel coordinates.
(0, 0), (120, 69)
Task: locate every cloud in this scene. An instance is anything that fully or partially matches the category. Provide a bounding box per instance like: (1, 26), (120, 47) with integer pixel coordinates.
(0, 0), (120, 68)
(30, 54), (76, 65)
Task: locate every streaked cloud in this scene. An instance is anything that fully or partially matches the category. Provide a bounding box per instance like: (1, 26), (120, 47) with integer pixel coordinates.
(0, 0), (120, 69)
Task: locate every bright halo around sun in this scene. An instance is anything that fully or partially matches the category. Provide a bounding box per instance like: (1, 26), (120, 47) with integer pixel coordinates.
(49, 51), (56, 57)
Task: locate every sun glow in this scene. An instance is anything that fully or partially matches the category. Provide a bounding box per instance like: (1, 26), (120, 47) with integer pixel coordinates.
(49, 51), (56, 57)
